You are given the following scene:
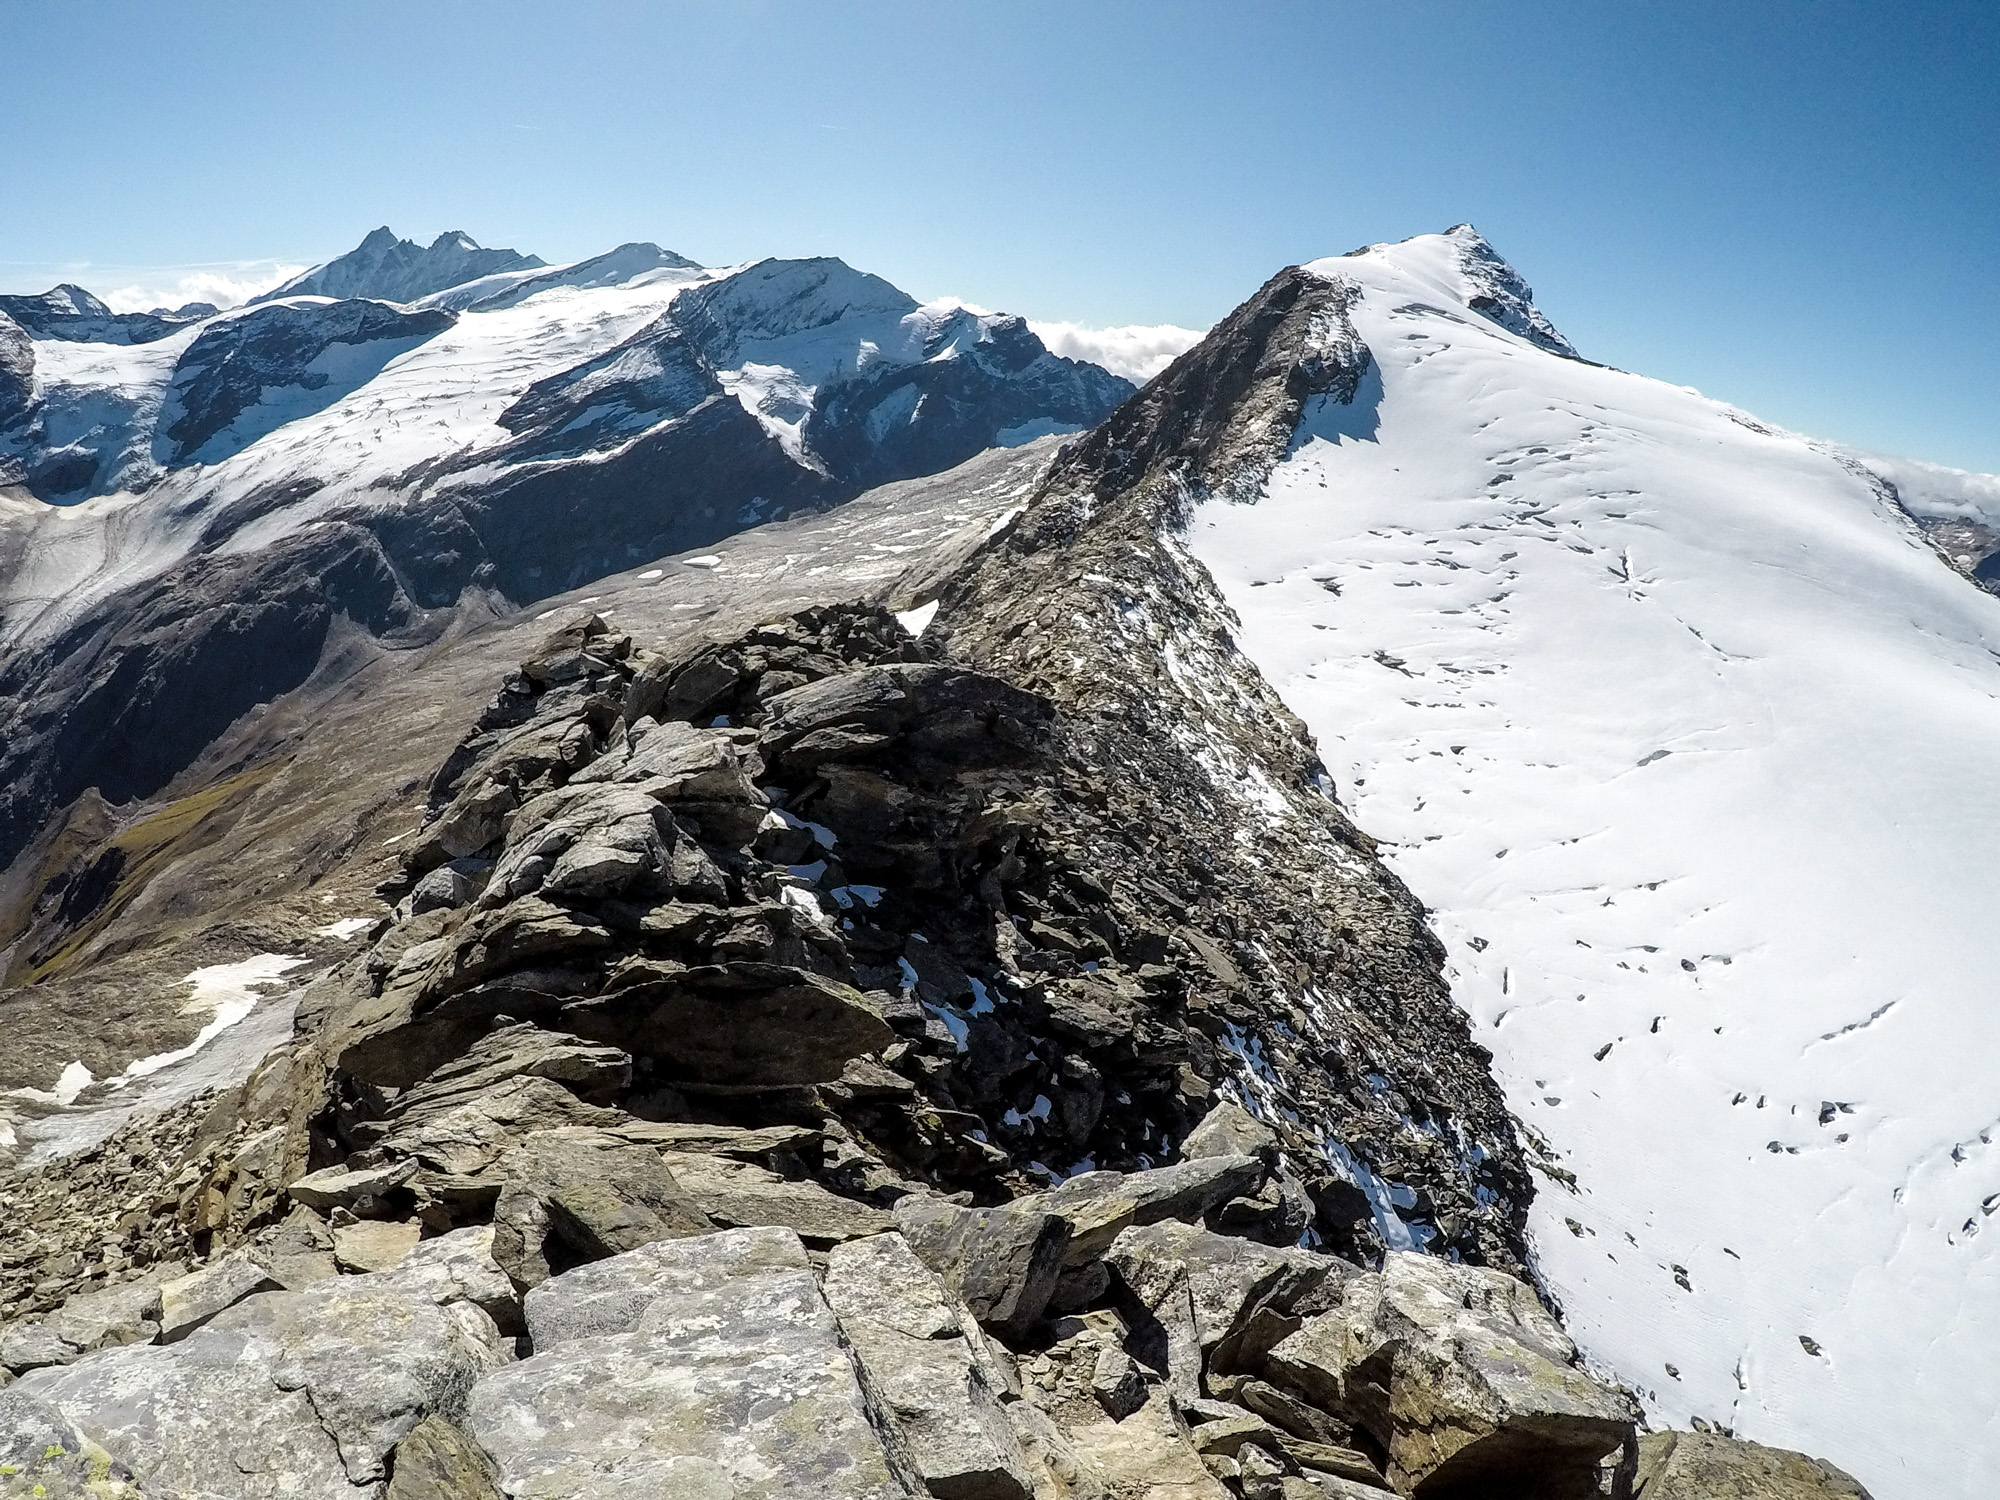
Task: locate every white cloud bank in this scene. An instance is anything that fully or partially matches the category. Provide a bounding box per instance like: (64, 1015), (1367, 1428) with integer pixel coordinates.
(1848, 449), (2000, 527)
(1028, 320), (1207, 384)
(93, 262), (307, 313)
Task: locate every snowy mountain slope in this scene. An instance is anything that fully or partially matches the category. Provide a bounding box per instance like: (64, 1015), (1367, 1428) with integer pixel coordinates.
(416, 240), (702, 312)
(0, 239), (1128, 642)
(0, 234), (1133, 877)
(1181, 226), (2000, 1499)
(253, 226), (543, 304)
(0, 284), (211, 345)
(1853, 449), (2000, 593)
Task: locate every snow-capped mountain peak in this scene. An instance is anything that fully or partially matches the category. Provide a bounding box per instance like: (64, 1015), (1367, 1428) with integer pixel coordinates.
(255, 225), (546, 306)
(1333, 223), (1581, 359)
(1169, 226), (2000, 1499)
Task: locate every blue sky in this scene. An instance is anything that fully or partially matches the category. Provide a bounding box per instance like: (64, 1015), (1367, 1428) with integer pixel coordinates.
(4, 0), (1995, 470)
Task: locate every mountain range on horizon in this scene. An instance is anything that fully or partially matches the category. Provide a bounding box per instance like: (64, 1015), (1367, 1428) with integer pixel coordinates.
(0, 219), (1995, 1500)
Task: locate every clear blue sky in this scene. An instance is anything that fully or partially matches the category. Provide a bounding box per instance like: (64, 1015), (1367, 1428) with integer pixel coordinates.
(4, 0), (1995, 470)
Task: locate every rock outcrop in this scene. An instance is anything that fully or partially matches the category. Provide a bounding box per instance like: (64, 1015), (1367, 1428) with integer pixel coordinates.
(1631, 1431), (1873, 1499)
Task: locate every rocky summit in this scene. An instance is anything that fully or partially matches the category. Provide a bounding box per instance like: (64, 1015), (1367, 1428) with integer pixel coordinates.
(0, 226), (1914, 1499)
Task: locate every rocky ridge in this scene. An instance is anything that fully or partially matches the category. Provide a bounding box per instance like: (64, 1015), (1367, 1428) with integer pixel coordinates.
(0, 240), (1884, 1498)
(0, 542), (1870, 1499)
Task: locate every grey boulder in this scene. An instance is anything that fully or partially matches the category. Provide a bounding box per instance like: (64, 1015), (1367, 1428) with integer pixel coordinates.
(288, 1157), (419, 1212)
(823, 1232), (1034, 1500)
(490, 1129), (713, 1289)
(1265, 1251), (1637, 1494)
(1026, 1155), (1267, 1266)
(1106, 1220), (1337, 1363)
(1633, 1430), (1874, 1499)
(893, 1195), (1071, 1341)
(157, 1250), (281, 1342)
(1180, 1100), (1280, 1167)
(19, 1279), (507, 1497)
(0, 1386), (142, 1497)
(0, 1275), (168, 1373)
(359, 1225), (523, 1335)
(474, 1226), (920, 1497)
(660, 1150), (892, 1246)
(383, 1413), (507, 1500)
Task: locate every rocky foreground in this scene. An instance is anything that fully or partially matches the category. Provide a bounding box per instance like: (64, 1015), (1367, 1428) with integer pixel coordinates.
(0, 609), (1871, 1498)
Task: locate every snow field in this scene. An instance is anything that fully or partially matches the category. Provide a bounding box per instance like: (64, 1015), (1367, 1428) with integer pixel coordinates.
(1188, 234), (2000, 1499)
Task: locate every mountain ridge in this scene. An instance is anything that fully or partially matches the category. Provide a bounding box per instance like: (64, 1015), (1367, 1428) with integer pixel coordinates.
(253, 226), (547, 306)
(0, 223), (1989, 1500)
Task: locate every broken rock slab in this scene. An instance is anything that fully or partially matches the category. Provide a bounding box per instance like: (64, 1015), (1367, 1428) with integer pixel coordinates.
(566, 964), (896, 1086)
(521, 1223), (814, 1350)
(490, 1129), (714, 1288)
(475, 1226), (920, 1498)
(893, 1195), (1071, 1342)
(383, 1413), (507, 1500)
(1265, 1251), (1637, 1495)
(376, 1073), (625, 1176)
(1106, 1220), (1337, 1361)
(1180, 1100), (1280, 1167)
(0, 1272), (173, 1374)
(333, 1218), (424, 1274)
(1026, 1155), (1267, 1266)
(18, 1279), (506, 1498)
(1051, 1389), (1232, 1500)
(0, 1386), (144, 1498)
(287, 1156), (418, 1212)
(1633, 1430), (1874, 1499)
(357, 1225), (522, 1336)
(823, 1231), (1034, 1500)
(157, 1250), (281, 1343)
(661, 1150), (892, 1246)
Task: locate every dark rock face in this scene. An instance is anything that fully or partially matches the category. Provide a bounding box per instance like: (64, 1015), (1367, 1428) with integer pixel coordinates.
(488, 259), (1132, 489)
(0, 313), (33, 432)
(161, 299), (457, 464)
(932, 262), (1534, 1271)
(0, 523), (431, 882)
(1045, 264), (1368, 505)
(0, 284), (202, 346)
(494, 319), (719, 462)
(806, 310), (1134, 490)
(1437, 224), (1581, 358)
(450, 391), (843, 600)
(255, 226), (544, 305)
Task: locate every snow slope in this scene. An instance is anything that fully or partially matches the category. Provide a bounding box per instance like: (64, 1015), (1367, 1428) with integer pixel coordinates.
(1186, 228), (2000, 1500)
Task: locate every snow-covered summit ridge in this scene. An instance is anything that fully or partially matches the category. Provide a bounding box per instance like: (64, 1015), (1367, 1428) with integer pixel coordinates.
(1315, 223), (1580, 360)
(254, 226), (547, 306)
(1175, 226), (2000, 1500)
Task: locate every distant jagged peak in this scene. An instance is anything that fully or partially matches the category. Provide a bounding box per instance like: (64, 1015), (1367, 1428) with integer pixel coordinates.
(1324, 223), (1579, 359)
(255, 226), (546, 307)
